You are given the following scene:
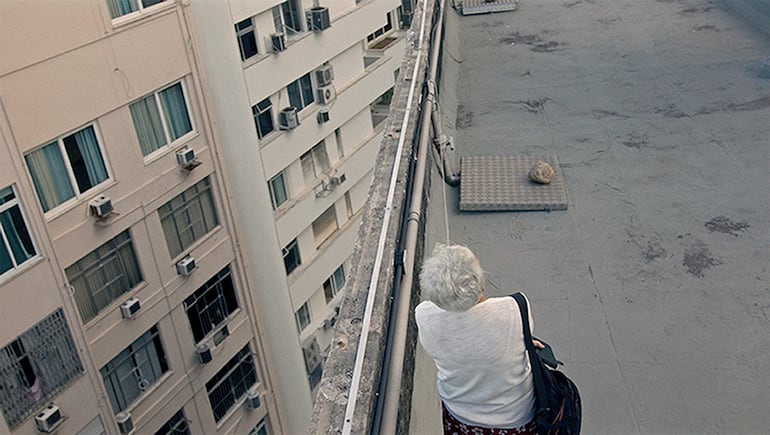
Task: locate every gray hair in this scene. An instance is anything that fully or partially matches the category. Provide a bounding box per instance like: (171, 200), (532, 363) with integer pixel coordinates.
(419, 243), (484, 312)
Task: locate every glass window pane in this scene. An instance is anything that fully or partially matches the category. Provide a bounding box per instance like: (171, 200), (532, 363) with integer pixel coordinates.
(287, 81), (301, 110)
(106, 0), (138, 18)
(159, 83), (192, 140)
(0, 207), (36, 266)
(300, 74), (314, 107)
(25, 143), (75, 212)
(63, 126), (108, 193)
(130, 96), (167, 155)
(269, 174), (287, 208)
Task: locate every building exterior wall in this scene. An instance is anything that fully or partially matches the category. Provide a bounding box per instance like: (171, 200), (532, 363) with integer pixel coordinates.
(0, 1), (280, 434)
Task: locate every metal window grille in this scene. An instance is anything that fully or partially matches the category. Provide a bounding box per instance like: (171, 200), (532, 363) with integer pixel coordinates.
(159, 177), (219, 258)
(205, 345), (258, 422)
(184, 266), (238, 343)
(154, 409), (191, 435)
(0, 309), (84, 429)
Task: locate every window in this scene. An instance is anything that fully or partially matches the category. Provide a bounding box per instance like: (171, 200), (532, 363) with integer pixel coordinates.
(0, 309), (84, 430)
(268, 173), (288, 209)
(106, 0), (166, 19)
(130, 81), (193, 156)
(272, 1), (303, 36)
(367, 12), (394, 42)
(282, 239), (300, 275)
(300, 141), (330, 184)
(324, 265), (346, 303)
(0, 186), (37, 277)
(25, 125), (109, 212)
(287, 73), (314, 111)
(249, 418), (270, 435)
(66, 230), (143, 323)
(344, 192), (353, 218)
(155, 409), (190, 435)
(235, 18), (258, 61)
(252, 98), (275, 139)
(302, 338), (323, 391)
(206, 345), (258, 422)
(185, 266), (239, 343)
(295, 302), (310, 333)
(312, 206), (338, 246)
(100, 325), (169, 413)
(160, 177), (219, 258)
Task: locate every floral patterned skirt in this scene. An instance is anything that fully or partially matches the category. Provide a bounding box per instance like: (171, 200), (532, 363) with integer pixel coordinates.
(441, 402), (539, 435)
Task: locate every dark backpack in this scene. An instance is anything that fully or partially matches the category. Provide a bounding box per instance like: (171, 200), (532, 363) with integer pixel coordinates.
(512, 293), (582, 434)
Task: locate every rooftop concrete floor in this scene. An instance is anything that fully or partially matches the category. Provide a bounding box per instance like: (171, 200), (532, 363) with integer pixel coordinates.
(412, 0), (770, 433)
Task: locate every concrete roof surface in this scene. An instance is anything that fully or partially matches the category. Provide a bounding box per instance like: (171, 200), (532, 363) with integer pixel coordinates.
(413, 0), (770, 433)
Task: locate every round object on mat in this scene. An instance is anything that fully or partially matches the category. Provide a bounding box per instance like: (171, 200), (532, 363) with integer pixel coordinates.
(528, 161), (555, 184)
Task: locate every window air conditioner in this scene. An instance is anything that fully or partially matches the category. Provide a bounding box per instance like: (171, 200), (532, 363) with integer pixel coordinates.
(314, 64), (334, 87)
(34, 405), (63, 433)
(307, 6), (331, 32)
(245, 390), (261, 410)
(89, 196), (113, 219)
(176, 256), (196, 276)
(278, 107), (299, 130)
(116, 411), (133, 435)
(120, 297), (141, 319)
(196, 344), (213, 364)
(317, 84), (336, 105)
(176, 148), (200, 170)
(317, 108), (330, 124)
(330, 173), (346, 186)
(270, 32), (287, 53)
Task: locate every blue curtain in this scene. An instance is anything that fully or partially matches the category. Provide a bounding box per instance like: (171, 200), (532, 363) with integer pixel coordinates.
(0, 207), (35, 267)
(130, 96), (166, 155)
(160, 83), (192, 140)
(74, 127), (108, 188)
(106, 0), (138, 19)
(25, 143), (75, 212)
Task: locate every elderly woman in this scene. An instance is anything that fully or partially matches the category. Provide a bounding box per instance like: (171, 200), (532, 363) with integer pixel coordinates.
(416, 243), (539, 434)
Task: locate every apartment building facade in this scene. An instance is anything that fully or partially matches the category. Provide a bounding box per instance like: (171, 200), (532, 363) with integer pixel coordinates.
(0, 1), (281, 434)
(187, 0), (413, 431)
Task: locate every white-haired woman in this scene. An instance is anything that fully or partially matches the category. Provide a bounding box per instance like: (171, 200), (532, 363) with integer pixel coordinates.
(416, 243), (540, 435)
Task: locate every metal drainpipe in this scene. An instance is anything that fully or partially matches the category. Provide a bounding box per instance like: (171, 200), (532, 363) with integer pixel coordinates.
(375, 0), (447, 432)
(429, 84), (461, 187)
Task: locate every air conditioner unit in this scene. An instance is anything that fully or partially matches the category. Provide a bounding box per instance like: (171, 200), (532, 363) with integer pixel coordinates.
(89, 196), (113, 219)
(196, 344), (212, 364)
(317, 108), (330, 124)
(278, 107), (299, 130)
(323, 312), (339, 329)
(120, 297), (141, 319)
(317, 84), (336, 105)
(270, 32), (287, 52)
(245, 390), (261, 410)
(307, 6), (331, 32)
(176, 148), (200, 170)
(116, 411), (133, 435)
(34, 405), (63, 433)
(330, 173), (346, 186)
(314, 64), (334, 86)
(176, 256), (196, 276)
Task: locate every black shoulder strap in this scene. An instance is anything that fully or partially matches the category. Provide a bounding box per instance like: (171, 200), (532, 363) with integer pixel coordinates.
(512, 293), (547, 411)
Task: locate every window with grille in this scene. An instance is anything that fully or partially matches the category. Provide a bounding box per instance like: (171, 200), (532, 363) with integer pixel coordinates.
(282, 239), (300, 275)
(130, 81), (193, 157)
(100, 325), (169, 413)
(302, 338), (323, 391)
(65, 230), (143, 323)
(154, 409), (190, 435)
(312, 206), (338, 247)
(0, 185), (37, 278)
(248, 418), (270, 435)
(206, 345), (258, 422)
(184, 266), (239, 343)
(235, 18), (258, 61)
(295, 302), (311, 333)
(25, 125), (110, 212)
(268, 172), (288, 209)
(252, 98), (275, 139)
(159, 177), (219, 258)
(0, 309), (84, 430)
(287, 73), (314, 111)
(323, 264), (346, 303)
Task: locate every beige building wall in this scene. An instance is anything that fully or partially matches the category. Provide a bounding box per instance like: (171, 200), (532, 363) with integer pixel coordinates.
(0, 1), (281, 434)
(187, 0), (410, 432)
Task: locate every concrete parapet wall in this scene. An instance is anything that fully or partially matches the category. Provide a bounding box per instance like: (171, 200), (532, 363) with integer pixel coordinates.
(310, 0), (438, 432)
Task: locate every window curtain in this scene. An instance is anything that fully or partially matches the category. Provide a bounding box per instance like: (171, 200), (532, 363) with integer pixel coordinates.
(130, 96), (166, 156)
(0, 207), (35, 266)
(287, 81), (301, 110)
(106, 0), (138, 19)
(73, 127), (108, 188)
(300, 74), (314, 106)
(25, 143), (74, 212)
(159, 84), (192, 140)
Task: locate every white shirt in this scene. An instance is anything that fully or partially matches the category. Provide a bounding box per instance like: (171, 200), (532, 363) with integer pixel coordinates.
(415, 295), (536, 428)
